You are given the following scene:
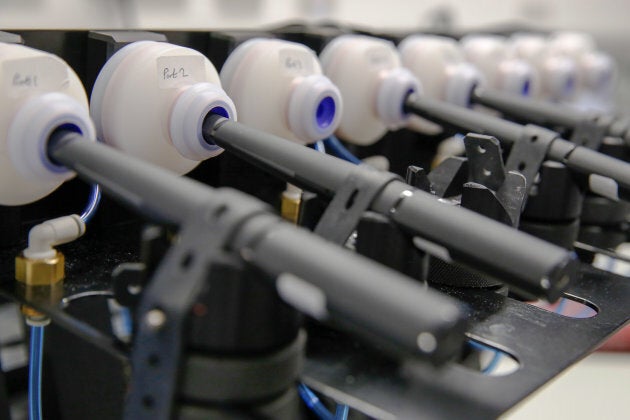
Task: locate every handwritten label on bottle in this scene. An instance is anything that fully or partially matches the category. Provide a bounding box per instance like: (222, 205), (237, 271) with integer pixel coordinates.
(3, 56), (69, 97)
(157, 55), (205, 88)
(279, 49), (314, 76)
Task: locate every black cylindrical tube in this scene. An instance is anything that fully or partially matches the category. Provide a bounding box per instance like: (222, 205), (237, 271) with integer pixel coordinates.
(247, 221), (467, 363)
(472, 88), (586, 128)
(48, 130), (467, 361)
(404, 95), (523, 145)
(204, 116), (578, 300)
(204, 116), (352, 197)
(370, 182), (576, 300)
(48, 131), (212, 225)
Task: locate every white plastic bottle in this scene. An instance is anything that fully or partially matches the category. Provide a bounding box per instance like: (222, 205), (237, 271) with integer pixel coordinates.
(548, 31), (616, 111)
(220, 38), (342, 145)
(459, 35), (538, 97)
(508, 33), (578, 102)
(319, 35), (421, 146)
(0, 42), (95, 205)
(398, 35), (484, 106)
(90, 41), (237, 175)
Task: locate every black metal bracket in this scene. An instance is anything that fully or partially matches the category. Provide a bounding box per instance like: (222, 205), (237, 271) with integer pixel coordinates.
(462, 134), (527, 227)
(504, 124), (557, 196)
(314, 165), (400, 244)
(464, 134), (506, 191)
(303, 263), (630, 419)
(124, 197), (266, 420)
(569, 115), (613, 150)
(420, 134), (527, 288)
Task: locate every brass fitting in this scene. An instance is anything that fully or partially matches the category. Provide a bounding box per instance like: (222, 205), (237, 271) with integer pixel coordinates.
(15, 251), (64, 286)
(281, 191), (301, 225)
(15, 251), (65, 325)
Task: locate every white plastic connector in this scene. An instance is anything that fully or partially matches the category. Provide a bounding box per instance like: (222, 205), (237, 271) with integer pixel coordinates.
(548, 31), (617, 100)
(550, 32), (617, 111)
(376, 67), (421, 127)
(288, 74), (342, 143)
(498, 58), (535, 96)
(545, 56), (577, 101)
(170, 82), (236, 160)
(282, 183), (302, 202)
(220, 39), (342, 145)
(0, 43), (92, 206)
(23, 215), (86, 260)
(91, 41), (231, 174)
(445, 62), (483, 107)
(8, 92), (95, 183)
(398, 35), (484, 107)
(320, 35), (422, 145)
(509, 33), (577, 101)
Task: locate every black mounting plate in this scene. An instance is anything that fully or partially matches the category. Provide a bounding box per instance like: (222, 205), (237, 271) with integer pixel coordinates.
(1, 223), (629, 419)
(302, 264), (630, 419)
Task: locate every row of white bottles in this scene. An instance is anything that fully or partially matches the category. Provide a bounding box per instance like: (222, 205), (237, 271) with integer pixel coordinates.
(0, 31), (617, 206)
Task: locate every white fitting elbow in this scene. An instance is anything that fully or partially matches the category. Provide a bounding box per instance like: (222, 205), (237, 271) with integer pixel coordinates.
(24, 215), (86, 260)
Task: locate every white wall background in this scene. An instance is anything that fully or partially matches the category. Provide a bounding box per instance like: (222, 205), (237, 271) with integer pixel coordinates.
(0, 0), (628, 35)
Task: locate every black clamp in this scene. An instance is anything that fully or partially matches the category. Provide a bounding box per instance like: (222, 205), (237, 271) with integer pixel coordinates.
(423, 134), (527, 227)
(504, 124), (557, 196)
(462, 134), (527, 227)
(314, 165), (401, 244)
(124, 191), (268, 420)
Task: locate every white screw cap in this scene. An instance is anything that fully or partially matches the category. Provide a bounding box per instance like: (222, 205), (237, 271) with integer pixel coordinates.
(445, 63), (484, 107)
(376, 67), (420, 128)
(499, 58), (535, 96)
(288, 74), (342, 143)
(544, 56), (577, 101)
(8, 92), (95, 183)
(170, 82), (237, 161)
(581, 51), (615, 93)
